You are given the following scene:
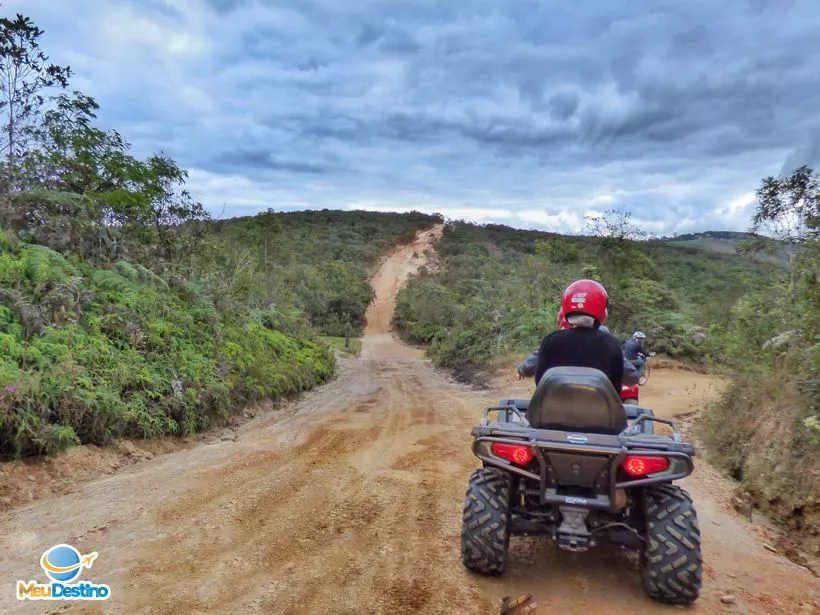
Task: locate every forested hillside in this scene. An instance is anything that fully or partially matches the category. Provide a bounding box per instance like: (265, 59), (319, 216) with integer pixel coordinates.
(663, 232), (796, 266)
(209, 209), (440, 337)
(393, 222), (784, 376)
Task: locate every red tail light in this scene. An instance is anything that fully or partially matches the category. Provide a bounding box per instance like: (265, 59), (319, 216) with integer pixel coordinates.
(491, 443), (535, 465)
(621, 455), (669, 477)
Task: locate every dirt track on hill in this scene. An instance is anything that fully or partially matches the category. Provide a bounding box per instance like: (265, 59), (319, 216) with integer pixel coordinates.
(1, 224), (818, 614)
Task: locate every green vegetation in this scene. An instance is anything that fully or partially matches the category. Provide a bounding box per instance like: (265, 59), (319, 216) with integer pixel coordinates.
(663, 232), (796, 266)
(0, 11), (436, 460)
(208, 210), (440, 337)
(394, 221), (784, 378)
(0, 202), (435, 461)
(0, 234), (335, 458)
(696, 166), (819, 546)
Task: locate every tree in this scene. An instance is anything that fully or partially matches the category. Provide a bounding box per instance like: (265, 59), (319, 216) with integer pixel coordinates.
(534, 238), (580, 263)
(584, 209), (646, 243)
(752, 165), (819, 244)
(8, 87), (208, 265)
(31, 91), (130, 196)
(245, 210), (284, 269)
(0, 13), (70, 199)
(582, 208), (654, 282)
(735, 235), (777, 261)
(107, 154), (209, 265)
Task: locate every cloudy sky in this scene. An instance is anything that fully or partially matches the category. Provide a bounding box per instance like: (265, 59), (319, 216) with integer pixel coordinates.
(9, 0), (820, 234)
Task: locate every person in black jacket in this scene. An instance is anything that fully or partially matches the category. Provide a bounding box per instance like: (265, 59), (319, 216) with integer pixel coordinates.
(518, 326), (641, 385)
(533, 279), (624, 392)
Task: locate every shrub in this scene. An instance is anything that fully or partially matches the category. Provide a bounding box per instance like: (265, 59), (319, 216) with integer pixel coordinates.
(0, 239), (335, 460)
(394, 222), (780, 373)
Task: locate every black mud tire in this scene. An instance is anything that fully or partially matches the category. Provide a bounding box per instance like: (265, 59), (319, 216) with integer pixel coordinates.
(460, 467), (512, 575)
(640, 484), (703, 605)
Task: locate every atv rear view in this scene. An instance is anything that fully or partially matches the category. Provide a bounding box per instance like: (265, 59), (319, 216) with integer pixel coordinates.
(460, 366), (702, 605)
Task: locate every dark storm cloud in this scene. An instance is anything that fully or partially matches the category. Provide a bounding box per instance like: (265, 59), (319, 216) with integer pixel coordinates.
(216, 149), (336, 174)
(6, 0), (820, 233)
(781, 127), (820, 174)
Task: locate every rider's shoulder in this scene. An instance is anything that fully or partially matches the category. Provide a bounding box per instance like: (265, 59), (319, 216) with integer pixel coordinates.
(539, 329), (567, 347)
(542, 329), (563, 342)
(597, 328), (623, 348)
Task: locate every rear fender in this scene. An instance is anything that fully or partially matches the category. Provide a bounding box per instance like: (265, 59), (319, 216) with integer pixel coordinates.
(621, 384), (640, 401)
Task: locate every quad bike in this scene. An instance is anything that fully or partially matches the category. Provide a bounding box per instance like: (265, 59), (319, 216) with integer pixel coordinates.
(621, 351), (656, 403)
(461, 366), (702, 605)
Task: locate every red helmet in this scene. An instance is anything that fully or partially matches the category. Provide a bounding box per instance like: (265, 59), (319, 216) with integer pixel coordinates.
(560, 279), (608, 325)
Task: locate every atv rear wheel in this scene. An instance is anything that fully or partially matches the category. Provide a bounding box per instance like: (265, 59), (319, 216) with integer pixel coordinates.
(640, 484), (703, 605)
(460, 467), (512, 575)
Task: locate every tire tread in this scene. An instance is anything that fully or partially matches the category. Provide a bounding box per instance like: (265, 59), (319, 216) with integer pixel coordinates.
(641, 483), (703, 605)
(460, 468), (512, 575)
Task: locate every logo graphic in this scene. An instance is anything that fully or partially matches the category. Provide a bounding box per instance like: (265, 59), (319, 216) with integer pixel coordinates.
(571, 292), (587, 309)
(17, 544), (111, 601)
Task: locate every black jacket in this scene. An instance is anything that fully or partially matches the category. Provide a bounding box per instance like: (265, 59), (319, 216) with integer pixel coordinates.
(534, 327), (624, 392)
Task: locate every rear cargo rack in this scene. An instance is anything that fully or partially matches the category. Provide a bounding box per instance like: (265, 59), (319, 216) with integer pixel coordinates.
(481, 405), (531, 427)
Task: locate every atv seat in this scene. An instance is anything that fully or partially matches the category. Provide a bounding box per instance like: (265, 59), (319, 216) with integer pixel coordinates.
(526, 367), (627, 435)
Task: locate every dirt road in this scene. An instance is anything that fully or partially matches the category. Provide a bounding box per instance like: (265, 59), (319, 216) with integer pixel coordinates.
(1, 226), (817, 614)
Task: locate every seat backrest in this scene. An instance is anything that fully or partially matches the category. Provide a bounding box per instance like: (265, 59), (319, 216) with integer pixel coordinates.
(527, 366), (627, 435)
